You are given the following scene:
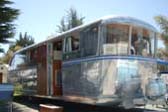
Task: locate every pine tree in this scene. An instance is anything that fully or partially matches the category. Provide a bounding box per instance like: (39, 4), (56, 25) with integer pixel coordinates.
(0, 0), (19, 52)
(57, 7), (84, 33)
(9, 32), (35, 50)
(16, 32), (34, 47)
(155, 15), (168, 59)
(2, 32), (34, 64)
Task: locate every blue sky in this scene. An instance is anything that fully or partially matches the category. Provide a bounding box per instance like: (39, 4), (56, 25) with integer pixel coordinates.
(2, 0), (168, 52)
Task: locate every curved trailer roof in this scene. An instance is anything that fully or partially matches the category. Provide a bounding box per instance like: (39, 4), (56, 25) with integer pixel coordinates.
(15, 15), (157, 54)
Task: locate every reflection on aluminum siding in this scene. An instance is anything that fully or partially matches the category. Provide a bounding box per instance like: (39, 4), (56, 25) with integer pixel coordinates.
(101, 60), (117, 96)
(62, 58), (157, 105)
(62, 61), (101, 98)
(81, 61), (101, 97)
(101, 59), (157, 97)
(21, 68), (37, 94)
(62, 63), (82, 95)
(8, 67), (37, 94)
(138, 61), (157, 95)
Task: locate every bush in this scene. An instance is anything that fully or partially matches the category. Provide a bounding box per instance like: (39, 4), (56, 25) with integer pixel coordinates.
(14, 83), (23, 96)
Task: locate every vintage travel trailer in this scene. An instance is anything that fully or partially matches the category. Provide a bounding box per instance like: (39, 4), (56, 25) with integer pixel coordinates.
(8, 16), (168, 108)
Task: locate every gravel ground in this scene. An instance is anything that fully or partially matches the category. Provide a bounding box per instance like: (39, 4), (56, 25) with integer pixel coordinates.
(0, 100), (167, 112)
(0, 102), (38, 112)
(12, 103), (168, 112)
(12, 102), (38, 112)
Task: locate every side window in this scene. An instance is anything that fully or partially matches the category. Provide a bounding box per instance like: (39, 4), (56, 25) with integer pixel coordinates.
(131, 27), (154, 57)
(158, 64), (168, 73)
(104, 24), (129, 55)
(64, 36), (79, 53)
(63, 33), (80, 60)
(157, 34), (167, 60)
(10, 53), (26, 70)
(80, 25), (98, 57)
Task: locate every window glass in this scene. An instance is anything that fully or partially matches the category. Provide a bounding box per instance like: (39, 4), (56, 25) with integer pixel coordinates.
(156, 34), (167, 60)
(63, 33), (80, 60)
(53, 41), (62, 51)
(64, 37), (72, 52)
(103, 24), (129, 55)
(72, 37), (79, 51)
(80, 25), (98, 57)
(158, 64), (168, 73)
(10, 53), (26, 70)
(149, 31), (155, 56)
(131, 27), (154, 57)
(64, 36), (79, 53)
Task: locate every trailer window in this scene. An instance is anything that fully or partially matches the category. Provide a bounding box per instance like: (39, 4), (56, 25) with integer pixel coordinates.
(64, 36), (79, 53)
(80, 25), (98, 57)
(10, 53), (26, 70)
(63, 33), (80, 60)
(158, 64), (168, 73)
(157, 34), (166, 59)
(103, 24), (129, 55)
(131, 27), (155, 57)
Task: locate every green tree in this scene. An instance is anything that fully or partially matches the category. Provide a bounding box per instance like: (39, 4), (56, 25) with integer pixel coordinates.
(155, 15), (168, 46)
(155, 15), (168, 59)
(57, 7), (84, 33)
(16, 32), (34, 47)
(1, 45), (22, 64)
(9, 32), (34, 50)
(0, 0), (19, 52)
(1, 32), (34, 64)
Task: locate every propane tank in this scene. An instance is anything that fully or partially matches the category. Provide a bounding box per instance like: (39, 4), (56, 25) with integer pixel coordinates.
(146, 78), (166, 100)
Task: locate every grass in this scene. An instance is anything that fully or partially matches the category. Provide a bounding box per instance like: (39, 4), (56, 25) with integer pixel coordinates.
(13, 83), (23, 96)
